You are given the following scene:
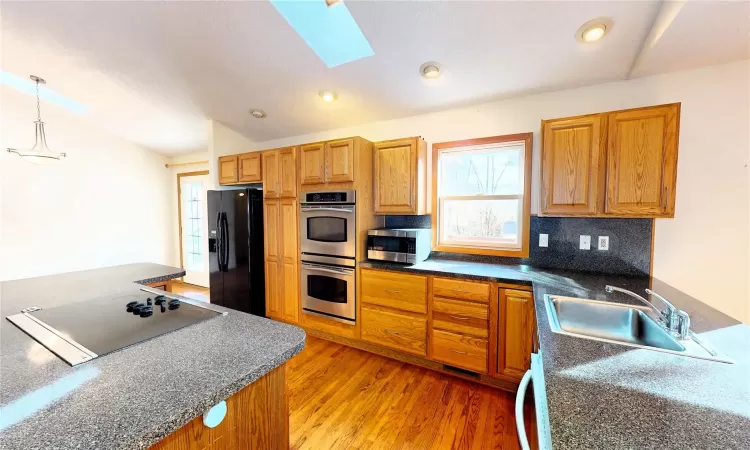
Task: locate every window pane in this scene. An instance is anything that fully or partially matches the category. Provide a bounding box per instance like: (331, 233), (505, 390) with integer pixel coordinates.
(440, 145), (522, 196)
(441, 199), (520, 247)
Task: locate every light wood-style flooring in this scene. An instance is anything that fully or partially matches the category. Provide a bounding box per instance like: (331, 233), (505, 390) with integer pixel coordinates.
(174, 282), (535, 449)
(288, 336), (535, 450)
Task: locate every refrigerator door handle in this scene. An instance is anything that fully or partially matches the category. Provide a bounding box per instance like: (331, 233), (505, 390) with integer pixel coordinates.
(221, 212), (230, 270)
(215, 212), (223, 272)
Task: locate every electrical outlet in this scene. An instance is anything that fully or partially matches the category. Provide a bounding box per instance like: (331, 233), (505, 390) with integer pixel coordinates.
(598, 236), (610, 251)
(579, 235), (591, 250)
(539, 234), (549, 248)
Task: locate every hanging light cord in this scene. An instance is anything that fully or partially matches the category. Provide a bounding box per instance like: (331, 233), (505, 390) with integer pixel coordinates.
(35, 79), (42, 122)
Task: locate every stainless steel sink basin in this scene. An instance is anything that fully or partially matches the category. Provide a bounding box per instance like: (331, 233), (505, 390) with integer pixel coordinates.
(547, 296), (685, 351)
(544, 295), (734, 363)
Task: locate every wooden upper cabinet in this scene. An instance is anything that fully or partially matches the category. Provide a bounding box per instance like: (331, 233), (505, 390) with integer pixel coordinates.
(541, 115), (604, 215)
(541, 103), (680, 218)
(497, 289), (535, 379)
(218, 156), (238, 185)
(238, 153), (262, 183)
(279, 147), (297, 198)
(606, 104), (679, 217)
(373, 137), (429, 215)
(300, 143), (325, 185)
(262, 151), (280, 198)
(326, 138), (355, 183)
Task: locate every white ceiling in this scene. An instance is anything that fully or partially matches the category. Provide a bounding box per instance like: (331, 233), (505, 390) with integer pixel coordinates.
(1, 1), (747, 155)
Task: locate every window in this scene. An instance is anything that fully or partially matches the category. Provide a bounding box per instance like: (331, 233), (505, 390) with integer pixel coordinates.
(432, 134), (532, 257)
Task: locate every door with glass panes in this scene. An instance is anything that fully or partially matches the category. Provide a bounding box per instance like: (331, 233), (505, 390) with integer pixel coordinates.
(179, 172), (210, 287)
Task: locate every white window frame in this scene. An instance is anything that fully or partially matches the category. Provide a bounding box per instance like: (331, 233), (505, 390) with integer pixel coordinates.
(436, 140), (528, 252)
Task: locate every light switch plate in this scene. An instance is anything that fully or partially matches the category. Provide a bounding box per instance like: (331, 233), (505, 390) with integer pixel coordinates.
(598, 236), (610, 251)
(539, 234), (549, 248)
(579, 235), (591, 250)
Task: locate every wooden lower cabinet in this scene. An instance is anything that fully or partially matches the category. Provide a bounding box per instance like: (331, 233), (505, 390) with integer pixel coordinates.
(360, 269), (427, 314)
(361, 305), (427, 356)
(431, 329), (488, 374)
(150, 363), (288, 450)
(497, 288), (536, 379)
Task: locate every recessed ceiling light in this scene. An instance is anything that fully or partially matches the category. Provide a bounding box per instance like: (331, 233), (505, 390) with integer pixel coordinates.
(419, 62), (442, 79)
(250, 109), (266, 119)
(319, 91), (337, 102)
(576, 18), (613, 43)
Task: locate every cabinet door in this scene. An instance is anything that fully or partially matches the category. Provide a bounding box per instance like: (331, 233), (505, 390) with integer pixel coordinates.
(374, 139), (415, 214)
(218, 156), (238, 185)
(361, 306), (427, 356)
(326, 138), (355, 183)
(606, 104), (679, 217)
(300, 143), (325, 185)
(262, 151), (280, 198)
(279, 199), (298, 323)
(265, 261), (281, 319)
(498, 289), (535, 379)
(279, 147), (297, 198)
(238, 153), (262, 183)
(264, 201), (280, 260)
(541, 115), (604, 215)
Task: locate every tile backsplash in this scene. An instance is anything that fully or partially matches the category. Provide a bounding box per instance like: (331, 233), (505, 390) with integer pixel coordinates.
(383, 215), (432, 229)
(528, 216), (652, 276)
(381, 215), (653, 276)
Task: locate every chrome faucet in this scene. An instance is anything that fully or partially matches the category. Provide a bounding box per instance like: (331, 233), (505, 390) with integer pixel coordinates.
(605, 285), (691, 339)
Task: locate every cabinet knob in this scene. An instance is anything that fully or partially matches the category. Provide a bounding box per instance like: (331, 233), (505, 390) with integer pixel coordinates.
(203, 400), (227, 428)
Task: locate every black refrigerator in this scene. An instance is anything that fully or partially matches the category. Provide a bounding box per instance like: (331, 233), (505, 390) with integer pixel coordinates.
(207, 188), (265, 316)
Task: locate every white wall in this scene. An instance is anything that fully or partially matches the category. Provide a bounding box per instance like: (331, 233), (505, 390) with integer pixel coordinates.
(166, 151), (209, 268)
(0, 88), (174, 281)
(249, 60), (750, 323)
(207, 120), (258, 188)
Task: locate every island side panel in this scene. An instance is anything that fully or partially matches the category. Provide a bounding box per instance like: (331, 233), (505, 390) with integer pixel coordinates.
(150, 363), (289, 450)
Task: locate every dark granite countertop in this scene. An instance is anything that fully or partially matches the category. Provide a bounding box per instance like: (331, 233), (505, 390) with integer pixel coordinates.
(0, 263), (306, 450)
(361, 259), (750, 449)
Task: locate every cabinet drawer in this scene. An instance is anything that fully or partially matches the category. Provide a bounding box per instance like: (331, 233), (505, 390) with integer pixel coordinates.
(431, 329), (488, 374)
(361, 269), (427, 314)
(432, 297), (489, 338)
(361, 306), (427, 356)
(433, 278), (490, 303)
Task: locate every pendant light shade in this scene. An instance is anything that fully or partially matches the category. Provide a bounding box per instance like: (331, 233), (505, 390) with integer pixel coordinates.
(6, 75), (67, 164)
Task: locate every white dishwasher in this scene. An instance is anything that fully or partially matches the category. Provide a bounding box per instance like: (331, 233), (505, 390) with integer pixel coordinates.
(516, 352), (553, 450)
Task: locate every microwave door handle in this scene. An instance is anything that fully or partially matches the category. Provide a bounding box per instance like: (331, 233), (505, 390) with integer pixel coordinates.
(515, 370), (533, 450)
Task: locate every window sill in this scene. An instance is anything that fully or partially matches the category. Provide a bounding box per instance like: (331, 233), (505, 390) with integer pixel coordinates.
(432, 244), (529, 259)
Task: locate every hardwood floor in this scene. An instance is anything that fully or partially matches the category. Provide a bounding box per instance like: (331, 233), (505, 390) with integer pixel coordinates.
(288, 336), (536, 450)
(171, 280), (210, 302)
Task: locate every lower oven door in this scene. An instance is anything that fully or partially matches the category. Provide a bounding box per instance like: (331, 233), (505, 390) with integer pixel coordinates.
(516, 352), (553, 450)
(300, 263), (356, 322)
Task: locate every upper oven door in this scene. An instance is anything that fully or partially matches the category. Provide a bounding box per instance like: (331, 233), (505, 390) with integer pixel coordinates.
(300, 205), (356, 258)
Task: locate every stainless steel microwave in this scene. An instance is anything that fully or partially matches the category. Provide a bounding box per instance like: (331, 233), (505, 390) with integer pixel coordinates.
(366, 228), (431, 264)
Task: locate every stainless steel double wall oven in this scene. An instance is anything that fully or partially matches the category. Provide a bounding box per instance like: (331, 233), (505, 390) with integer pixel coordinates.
(299, 190), (357, 323)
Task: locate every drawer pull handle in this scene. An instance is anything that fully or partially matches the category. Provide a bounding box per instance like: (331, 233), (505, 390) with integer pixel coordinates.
(450, 349), (469, 355)
(385, 289), (401, 294)
(385, 330), (401, 336)
(450, 315), (470, 321)
(451, 289), (469, 293)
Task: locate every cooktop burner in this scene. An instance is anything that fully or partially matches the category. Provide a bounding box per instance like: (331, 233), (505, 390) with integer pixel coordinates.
(7, 288), (226, 366)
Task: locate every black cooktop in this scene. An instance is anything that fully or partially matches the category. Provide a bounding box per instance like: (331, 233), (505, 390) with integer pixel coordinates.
(10, 289), (223, 363)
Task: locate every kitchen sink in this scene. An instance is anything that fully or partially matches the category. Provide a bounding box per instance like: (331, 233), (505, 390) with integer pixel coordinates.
(543, 295), (734, 363)
(545, 295), (685, 352)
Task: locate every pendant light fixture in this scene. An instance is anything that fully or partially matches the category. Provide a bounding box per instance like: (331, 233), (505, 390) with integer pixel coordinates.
(6, 75), (67, 164)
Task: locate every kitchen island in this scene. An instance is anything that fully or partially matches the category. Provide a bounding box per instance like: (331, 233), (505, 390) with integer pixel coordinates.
(360, 257), (750, 450)
(0, 263), (306, 450)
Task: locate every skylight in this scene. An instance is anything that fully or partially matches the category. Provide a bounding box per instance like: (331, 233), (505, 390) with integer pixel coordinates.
(270, 0), (374, 68)
(1, 71), (89, 115)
